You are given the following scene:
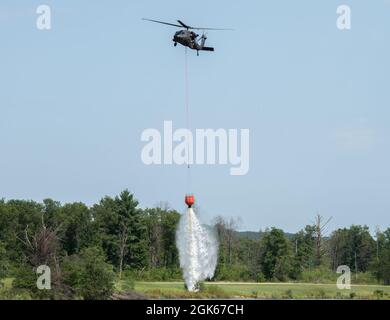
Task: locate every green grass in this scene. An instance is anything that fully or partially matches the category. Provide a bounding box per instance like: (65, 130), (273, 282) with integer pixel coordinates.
(0, 278), (13, 290)
(3, 277), (390, 300)
(0, 278), (34, 300)
(131, 281), (390, 299)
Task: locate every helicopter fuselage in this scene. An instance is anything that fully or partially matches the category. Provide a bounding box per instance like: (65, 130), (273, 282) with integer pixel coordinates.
(172, 30), (214, 55)
(173, 30), (199, 50)
(142, 19), (221, 55)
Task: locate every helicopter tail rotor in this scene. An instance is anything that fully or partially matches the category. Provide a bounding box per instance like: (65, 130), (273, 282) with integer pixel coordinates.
(199, 32), (208, 49)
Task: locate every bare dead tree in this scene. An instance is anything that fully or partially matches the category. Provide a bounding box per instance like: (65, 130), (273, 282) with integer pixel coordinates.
(17, 213), (73, 298)
(375, 226), (381, 261)
(149, 220), (162, 269)
(18, 215), (60, 268)
(313, 214), (332, 266)
(118, 223), (129, 279)
(156, 201), (171, 211)
(213, 216), (241, 266)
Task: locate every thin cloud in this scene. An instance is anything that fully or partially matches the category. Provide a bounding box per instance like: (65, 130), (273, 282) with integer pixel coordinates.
(332, 119), (378, 152)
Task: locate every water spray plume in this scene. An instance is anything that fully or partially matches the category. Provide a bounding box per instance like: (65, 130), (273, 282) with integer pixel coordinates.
(176, 205), (218, 292)
(176, 49), (217, 292)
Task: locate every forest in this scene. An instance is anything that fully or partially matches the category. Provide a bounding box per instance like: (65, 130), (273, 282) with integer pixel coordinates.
(1, 190), (389, 299)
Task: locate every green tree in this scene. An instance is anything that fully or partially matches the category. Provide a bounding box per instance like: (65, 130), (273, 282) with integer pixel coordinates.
(329, 225), (375, 273)
(291, 225), (316, 278)
(0, 241), (10, 279)
(371, 228), (390, 284)
(260, 228), (292, 281)
(93, 190), (147, 277)
(236, 237), (263, 281)
(56, 202), (97, 255)
(0, 199), (43, 267)
(143, 207), (180, 269)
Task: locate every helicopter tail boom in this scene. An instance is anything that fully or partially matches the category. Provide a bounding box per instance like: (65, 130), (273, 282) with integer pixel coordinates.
(201, 47), (214, 51)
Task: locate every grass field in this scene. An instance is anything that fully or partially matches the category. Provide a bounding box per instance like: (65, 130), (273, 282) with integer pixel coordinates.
(3, 278), (390, 300)
(125, 281), (390, 299)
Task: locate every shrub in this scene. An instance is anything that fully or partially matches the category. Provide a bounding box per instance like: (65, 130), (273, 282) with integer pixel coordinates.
(0, 242), (10, 279)
(11, 263), (65, 299)
(126, 267), (182, 281)
(63, 247), (115, 300)
(120, 279), (135, 292)
(299, 266), (337, 284)
(283, 289), (294, 299)
(256, 272), (266, 282)
(373, 290), (384, 299)
(352, 272), (378, 285)
(215, 264), (256, 281)
(197, 281), (206, 292)
(202, 285), (228, 298)
(317, 289), (327, 299)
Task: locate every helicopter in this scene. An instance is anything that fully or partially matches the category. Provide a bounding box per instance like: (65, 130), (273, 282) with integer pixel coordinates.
(142, 18), (232, 56)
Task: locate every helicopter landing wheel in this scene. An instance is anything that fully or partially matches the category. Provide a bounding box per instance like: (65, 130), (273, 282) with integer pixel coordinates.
(174, 42), (177, 47)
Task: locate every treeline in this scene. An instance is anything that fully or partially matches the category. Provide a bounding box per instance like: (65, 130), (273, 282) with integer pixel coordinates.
(0, 190), (389, 299)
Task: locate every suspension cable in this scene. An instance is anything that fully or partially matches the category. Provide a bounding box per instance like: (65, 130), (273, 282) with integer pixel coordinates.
(184, 48), (192, 193)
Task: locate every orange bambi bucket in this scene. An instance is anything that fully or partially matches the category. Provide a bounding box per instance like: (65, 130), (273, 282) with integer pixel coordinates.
(185, 194), (195, 208)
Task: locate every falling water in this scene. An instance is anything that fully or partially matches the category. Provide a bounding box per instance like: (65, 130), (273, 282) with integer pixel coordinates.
(176, 208), (218, 292)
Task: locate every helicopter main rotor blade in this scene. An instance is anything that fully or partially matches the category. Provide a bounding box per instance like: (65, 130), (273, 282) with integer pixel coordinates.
(191, 27), (234, 31)
(178, 20), (233, 31)
(142, 18), (183, 28)
(143, 18), (233, 31)
(177, 20), (192, 29)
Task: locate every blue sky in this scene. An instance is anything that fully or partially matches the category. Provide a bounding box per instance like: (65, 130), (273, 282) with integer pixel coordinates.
(0, 1), (389, 233)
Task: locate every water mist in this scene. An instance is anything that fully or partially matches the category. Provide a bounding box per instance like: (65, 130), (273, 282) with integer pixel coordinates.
(176, 208), (218, 292)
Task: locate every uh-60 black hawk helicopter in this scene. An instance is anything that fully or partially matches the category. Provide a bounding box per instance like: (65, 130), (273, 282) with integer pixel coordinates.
(143, 18), (232, 56)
